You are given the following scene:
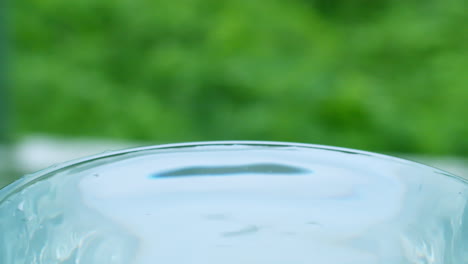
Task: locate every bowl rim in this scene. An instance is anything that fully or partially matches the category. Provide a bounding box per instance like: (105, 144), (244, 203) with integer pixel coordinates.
(1, 140), (466, 201)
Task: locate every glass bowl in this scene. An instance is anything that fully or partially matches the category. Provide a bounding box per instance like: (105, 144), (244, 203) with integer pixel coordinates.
(0, 141), (467, 264)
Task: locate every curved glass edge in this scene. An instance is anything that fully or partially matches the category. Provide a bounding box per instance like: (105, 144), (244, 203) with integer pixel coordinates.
(1, 140), (466, 202)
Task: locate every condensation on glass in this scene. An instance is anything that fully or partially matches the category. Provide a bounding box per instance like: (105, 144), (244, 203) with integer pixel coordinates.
(0, 141), (467, 264)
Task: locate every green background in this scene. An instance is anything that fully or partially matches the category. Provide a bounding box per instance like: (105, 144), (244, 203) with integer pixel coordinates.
(8, 0), (468, 155)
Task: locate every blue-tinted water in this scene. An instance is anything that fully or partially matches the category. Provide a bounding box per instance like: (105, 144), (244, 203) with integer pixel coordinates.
(0, 143), (467, 263)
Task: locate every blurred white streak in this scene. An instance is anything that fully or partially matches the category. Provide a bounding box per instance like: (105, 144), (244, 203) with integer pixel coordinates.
(11, 136), (468, 179)
(14, 135), (144, 173)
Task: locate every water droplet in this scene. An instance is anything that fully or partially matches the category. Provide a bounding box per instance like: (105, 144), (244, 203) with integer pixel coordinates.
(17, 201), (24, 211)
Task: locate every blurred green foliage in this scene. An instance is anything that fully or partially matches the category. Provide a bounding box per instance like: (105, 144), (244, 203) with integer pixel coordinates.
(10, 0), (468, 155)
